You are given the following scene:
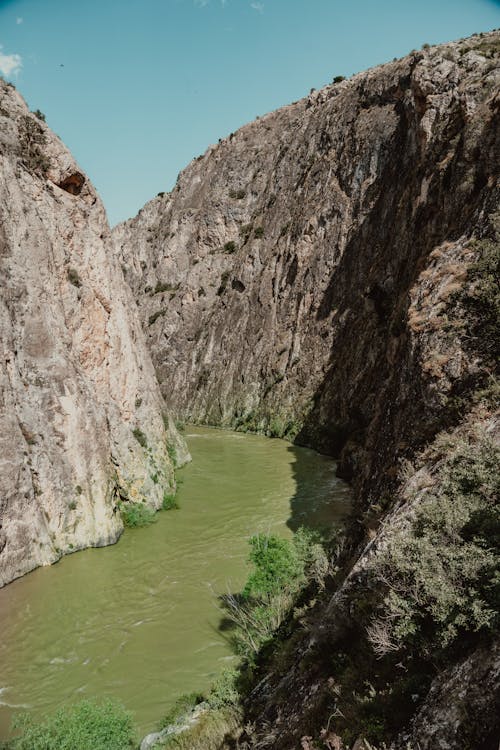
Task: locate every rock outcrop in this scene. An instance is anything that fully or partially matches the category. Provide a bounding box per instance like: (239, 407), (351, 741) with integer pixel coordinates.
(0, 80), (187, 587)
(115, 31), (499, 749)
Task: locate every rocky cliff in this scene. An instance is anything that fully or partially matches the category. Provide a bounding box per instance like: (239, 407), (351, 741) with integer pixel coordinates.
(116, 31), (499, 749)
(115, 32), (499, 509)
(0, 80), (187, 587)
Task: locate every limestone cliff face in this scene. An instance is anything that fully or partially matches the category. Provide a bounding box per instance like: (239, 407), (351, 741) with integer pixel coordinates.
(117, 31), (499, 749)
(115, 32), (499, 509)
(0, 80), (187, 587)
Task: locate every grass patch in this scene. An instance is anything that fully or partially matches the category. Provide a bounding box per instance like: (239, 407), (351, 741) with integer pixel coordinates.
(167, 443), (178, 467)
(120, 501), (157, 528)
(162, 492), (179, 511)
(7, 699), (135, 750)
(159, 708), (241, 749)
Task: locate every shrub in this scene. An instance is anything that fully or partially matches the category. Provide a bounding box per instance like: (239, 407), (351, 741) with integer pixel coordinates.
(368, 431), (500, 656)
(120, 501), (157, 528)
(207, 669), (240, 710)
(9, 698), (135, 750)
(223, 241), (237, 254)
(162, 492), (179, 511)
(254, 227), (264, 238)
(221, 529), (329, 658)
(32, 109), (46, 121)
(132, 427), (148, 448)
(19, 115), (50, 175)
(242, 534), (303, 599)
(239, 224), (252, 242)
(333, 75), (345, 83)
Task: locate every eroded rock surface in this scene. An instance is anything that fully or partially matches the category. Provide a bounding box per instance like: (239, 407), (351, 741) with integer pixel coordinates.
(115, 32), (499, 510)
(0, 81), (187, 587)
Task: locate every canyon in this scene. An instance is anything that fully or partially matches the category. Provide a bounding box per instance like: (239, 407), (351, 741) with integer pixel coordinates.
(0, 28), (499, 750)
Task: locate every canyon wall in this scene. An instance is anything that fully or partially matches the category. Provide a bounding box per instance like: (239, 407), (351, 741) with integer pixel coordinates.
(0, 80), (187, 587)
(115, 32), (499, 509)
(117, 32), (499, 749)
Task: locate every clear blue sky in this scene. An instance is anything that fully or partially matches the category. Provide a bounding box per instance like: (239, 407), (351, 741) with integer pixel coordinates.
(0, 0), (499, 225)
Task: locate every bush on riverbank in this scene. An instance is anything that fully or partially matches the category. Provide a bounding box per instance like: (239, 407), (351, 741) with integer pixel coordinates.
(5, 699), (135, 750)
(220, 527), (330, 660)
(119, 501), (157, 527)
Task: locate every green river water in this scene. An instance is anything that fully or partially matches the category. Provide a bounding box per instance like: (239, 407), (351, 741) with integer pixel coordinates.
(0, 426), (350, 740)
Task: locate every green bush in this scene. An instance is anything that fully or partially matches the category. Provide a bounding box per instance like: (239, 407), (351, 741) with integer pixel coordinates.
(207, 669), (240, 710)
(254, 227), (264, 239)
(162, 492), (179, 510)
(242, 534), (303, 599)
(223, 241), (237, 254)
(120, 501), (156, 528)
(8, 699), (135, 750)
(222, 529), (329, 658)
(368, 431), (500, 656)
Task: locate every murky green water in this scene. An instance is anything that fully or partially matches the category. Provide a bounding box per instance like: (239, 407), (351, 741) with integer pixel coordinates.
(0, 427), (350, 739)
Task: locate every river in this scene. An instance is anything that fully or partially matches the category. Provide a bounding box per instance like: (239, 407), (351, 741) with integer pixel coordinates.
(0, 426), (350, 739)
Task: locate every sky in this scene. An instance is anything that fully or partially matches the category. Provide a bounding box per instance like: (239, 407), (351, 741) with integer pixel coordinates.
(0, 0), (499, 225)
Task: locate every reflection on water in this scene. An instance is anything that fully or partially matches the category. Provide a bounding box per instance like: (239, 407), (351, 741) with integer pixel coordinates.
(0, 426), (350, 738)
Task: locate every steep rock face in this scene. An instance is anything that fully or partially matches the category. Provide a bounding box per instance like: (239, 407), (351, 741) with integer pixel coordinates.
(115, 32), (499, 509)
(116, 31), (499, 749)
(0, 81), (187, 587)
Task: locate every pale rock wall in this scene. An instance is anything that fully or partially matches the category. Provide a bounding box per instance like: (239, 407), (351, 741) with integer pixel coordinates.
(0, 80), (188, 587)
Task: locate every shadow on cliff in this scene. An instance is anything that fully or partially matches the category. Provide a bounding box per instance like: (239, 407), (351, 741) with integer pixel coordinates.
(293, 82), (499, 507)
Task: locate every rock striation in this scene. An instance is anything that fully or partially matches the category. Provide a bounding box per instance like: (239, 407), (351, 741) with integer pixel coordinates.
(0, 80), (187, 587)
(116, 31), (499, 749)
